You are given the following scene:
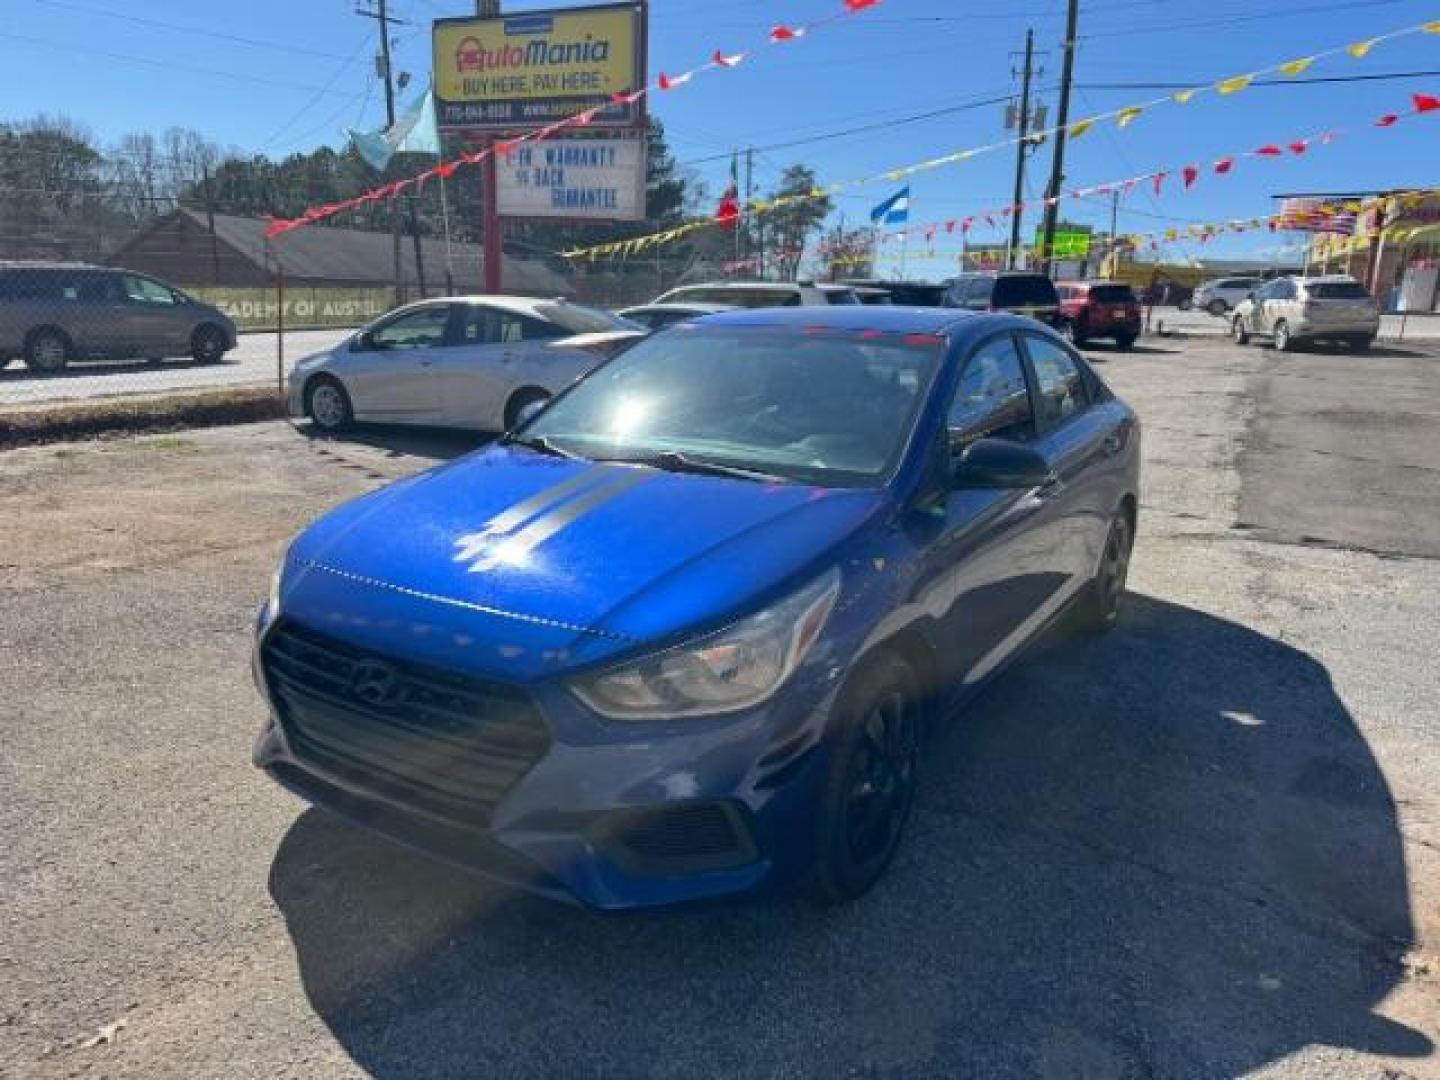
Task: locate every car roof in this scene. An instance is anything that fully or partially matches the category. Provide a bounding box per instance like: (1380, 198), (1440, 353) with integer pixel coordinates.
(692, 304), (991, 336)
(622, 302), (735, 313)
(668, 281), (800, 293)
(1296, 274), (1362, 284)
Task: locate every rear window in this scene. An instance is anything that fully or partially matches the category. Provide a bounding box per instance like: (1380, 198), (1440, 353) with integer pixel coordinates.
(1089, 285), (1137, 303)
(822, 289), (860, 305)
(1306, 281), (1371, 300)
(993, 275), (1059, 308)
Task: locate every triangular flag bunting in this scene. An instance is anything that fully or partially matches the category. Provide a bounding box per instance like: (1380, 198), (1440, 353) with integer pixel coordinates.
(769, 25), (801, 41)
(1173, 89), (1198, 104)
(1182, 166), (1199, 188)
(1414, 93), (1440, 113)
(1214, 157), (1234, 174)
(844, 0), (880, 9)
(1375, 113), (1399, 127)
(1116, 107), (1143, 128)
(1347, 39), (1377, 59)
(1254, 145), (1282, 156)
(1153, 172), (1167, 195)
(1289, 140), (1309, 154)
(657, 72), (693, 91)
(1069, 118), (1095, 138)
(1216, 75), (1253, 95)
(711, 50), (745, 68)
(1279, 57), (1315, 76)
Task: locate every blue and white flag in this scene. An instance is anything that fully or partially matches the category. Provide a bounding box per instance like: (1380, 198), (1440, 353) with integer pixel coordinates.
(870, 186), (910, 226)
(348, 89), (441, 172)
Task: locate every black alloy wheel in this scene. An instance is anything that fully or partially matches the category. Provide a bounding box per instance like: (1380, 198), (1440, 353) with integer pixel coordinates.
(1077, 512), (1133, 632)
(192, 325), (228, 364)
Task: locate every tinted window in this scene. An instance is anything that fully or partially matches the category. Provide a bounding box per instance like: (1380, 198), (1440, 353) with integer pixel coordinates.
(532, 300), (636, 334)
(1307, 281), (1370, 300)
(1273, 280), (1298, 301)
(122, 275), (175, 304)
(993, 275), (1059, 308)
(524, 325), (943, 486)
(1089, 285), (1136, 303)
(1025, 334), (1088, 428)
(77, 273), (115, 302)
(822, 289), (860, 305)
(463, 307), (563, 344)
(369, 305), (452, 349)
(887, 283), (945, 306)
(948, 335), (1034, 446)
(666, 287), (797, 308)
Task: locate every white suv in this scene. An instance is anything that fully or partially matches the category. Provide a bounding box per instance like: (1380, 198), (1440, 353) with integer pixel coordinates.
(1230, 276), (1380, 352)
(654, 282), (859, 308)
(1189, 277), (1263, 317)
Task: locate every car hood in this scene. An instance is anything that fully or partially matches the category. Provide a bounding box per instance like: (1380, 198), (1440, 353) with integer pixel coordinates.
(282, 446), (885, 681)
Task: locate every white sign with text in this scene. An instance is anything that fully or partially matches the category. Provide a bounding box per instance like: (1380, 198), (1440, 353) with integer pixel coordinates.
(497, 138), (646, 220)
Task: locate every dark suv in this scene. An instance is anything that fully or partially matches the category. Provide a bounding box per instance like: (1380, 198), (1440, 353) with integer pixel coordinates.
(0, 263), (237, 373)
(941, 272), (1061, 327)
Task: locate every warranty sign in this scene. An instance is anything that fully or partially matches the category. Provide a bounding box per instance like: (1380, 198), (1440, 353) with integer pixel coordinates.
(433, 3), (645, 131)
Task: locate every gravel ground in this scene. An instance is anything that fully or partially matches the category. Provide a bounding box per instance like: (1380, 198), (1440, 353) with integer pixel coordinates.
(2, 335), (1438, 1079)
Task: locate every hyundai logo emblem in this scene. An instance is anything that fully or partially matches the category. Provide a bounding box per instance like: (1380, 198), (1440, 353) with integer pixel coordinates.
(350, 660), (403, 706)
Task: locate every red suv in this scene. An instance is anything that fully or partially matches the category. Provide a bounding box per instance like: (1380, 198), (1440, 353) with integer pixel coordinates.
(1056, 281), (1142, 350)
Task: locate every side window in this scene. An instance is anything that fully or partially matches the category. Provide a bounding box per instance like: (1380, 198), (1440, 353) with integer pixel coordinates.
(122, 275), (176, 304)
(1276, 280), (1297, 301)
(1024, 334), (1089, 429)
(1253, 282), (1276, 301)
(947, 334), (1034, 447)
(369, 305), (452, 350)
(77, 274), (114, 302)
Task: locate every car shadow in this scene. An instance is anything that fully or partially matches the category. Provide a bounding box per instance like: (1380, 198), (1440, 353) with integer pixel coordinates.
(295, 422), (492, 462)
(268, 593), (1428, 1077)
(0, 356), (227, 380)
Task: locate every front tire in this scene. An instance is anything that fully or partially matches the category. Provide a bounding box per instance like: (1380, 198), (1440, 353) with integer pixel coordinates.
(1114, 332), (1137, 351)
(810, 653), (922, 905)
(1349, 335), (1373, 353)
(192, 324), (228, 364)
(1232, 318), (1250, 345)
(503, 386), (551, 431)
(24, 328), (70, 373)
(1273, 320), (1295, 352)
(1207, 299), (1228, 318)
(1075, 511), (1133, 633)
(1178, 298), (1193, 312)
(305, 375), (353, 433)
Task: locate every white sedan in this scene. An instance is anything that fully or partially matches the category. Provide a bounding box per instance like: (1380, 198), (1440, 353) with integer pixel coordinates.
(288, 296), (643, 433)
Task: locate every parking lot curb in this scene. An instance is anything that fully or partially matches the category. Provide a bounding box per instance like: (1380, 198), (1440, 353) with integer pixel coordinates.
(0, 387), (285, 449)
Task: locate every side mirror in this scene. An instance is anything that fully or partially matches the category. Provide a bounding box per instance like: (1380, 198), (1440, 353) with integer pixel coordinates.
(953, 437), (1053, 489)
(351, 330), (374, 352)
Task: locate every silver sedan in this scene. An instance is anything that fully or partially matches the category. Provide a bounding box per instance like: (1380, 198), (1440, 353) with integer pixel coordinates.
(287, 296), (642, 433)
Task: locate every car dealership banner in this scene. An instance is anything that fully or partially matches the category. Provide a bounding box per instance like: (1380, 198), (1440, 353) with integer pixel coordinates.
(497, 137), (646, 220)
(433, 2), (645, 131)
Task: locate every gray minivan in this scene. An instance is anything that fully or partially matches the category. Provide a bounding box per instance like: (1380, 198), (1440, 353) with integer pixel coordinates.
(0, 263), (237, 373)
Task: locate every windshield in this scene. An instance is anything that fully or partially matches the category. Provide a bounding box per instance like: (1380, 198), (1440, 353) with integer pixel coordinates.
(533, 300), (640, 334)
(993, 276), (1058, 307)
(521, 324), (944, 487)
(1089, 285), (1137, 303)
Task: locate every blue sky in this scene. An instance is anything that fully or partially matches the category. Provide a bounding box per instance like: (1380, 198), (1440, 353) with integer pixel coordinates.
(6, 0), (1440, 278)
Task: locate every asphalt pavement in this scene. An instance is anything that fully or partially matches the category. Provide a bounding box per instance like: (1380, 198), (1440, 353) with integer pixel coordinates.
(0, 329), (348, 408)
(2, 335), (1439, 1078)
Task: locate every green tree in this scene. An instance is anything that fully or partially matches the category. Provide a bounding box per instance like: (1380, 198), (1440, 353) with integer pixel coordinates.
(763, 164), (832, 281)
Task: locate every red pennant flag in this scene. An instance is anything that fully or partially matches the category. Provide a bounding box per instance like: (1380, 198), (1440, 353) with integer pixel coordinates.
(1288, 140), (1309, 154)
(1153, 172), (1167, 195)
(658, 72), (690, 90)
(715, 184), (740, 229)
(770, 25), (799, 41)
(1375, 113), (1399, 127)
(712, 50), (743, 68)
(984, 214), (996, 228)
(1214, 157), (1234, 175)
(844, 0), (880, 10)
(1182, 166), (1199, 188)
(1320, 131), (1337, 145)
(1254, 145), (1282, 156)
(961, 217), (974, 233)
(610, 90), (644, 105)
(436, 160), (458, 178)
(1414, 93), (1440, 113)
(944, 220), (956, 233)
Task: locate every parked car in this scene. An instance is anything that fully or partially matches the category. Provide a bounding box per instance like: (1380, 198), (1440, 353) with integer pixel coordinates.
(0, 262), (237, 373)
(842, 279), (948, 306)
(941, 272), (1062, 327)
(254, 305), (1141, 909)
(1230, 275), (1380, 352)
(1189, 276), (1262, 317)
(617, 301), (735, 330)
(287, 296), (643, 433)
(653, 281), (860, 308)
(851, 286), (894, 306)
(1056, 281), (1142, 349)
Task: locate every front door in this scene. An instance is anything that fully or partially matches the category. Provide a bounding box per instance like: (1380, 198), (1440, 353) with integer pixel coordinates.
(118, 274), (188, 356)
(342, 304), (454, 423)
(911, 331), (1061, 689)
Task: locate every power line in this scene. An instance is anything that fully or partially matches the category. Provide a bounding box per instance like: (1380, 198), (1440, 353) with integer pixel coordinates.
(1080, 0), (1409, 39)
(1077, 69), (1440, 90)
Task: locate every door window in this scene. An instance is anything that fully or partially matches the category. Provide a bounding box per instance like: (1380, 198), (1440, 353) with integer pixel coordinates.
(461, 306), (566, 344)
(948, 335), (1034, 447)
(368, 305), (453, 350)
(1023, 334), (1089, 429)
(121, 275), (176, 305)
(77, 274), (116, 302)
(1273, 280), (1298, 301)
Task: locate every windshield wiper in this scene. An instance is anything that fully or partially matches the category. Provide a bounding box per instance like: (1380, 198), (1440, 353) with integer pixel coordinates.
(607, 450), (785, 483)
(506, 434), (580, 459)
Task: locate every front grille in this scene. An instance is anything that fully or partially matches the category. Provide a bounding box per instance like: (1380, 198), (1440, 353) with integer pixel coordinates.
(261, 620), (550, 827)
(596, 802), (757, 875)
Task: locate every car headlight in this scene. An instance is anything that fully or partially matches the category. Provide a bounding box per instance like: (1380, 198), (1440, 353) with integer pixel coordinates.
(570, 569), (841, 720)
(260, 552), (287, 632)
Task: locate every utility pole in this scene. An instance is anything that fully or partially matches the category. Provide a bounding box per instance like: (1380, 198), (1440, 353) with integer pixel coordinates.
(478, 0), (502, 293)
(201, 161), (221, 286)
(744, 147), (755, 277)
(1040, 0), (1079, 275)
(1007, 29), (1035, 270)
(356, 0), (411, 301)
(1107, 187), (1120, 276)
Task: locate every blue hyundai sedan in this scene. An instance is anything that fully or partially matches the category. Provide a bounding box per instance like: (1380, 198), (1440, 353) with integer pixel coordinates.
(253, 307), (1140, 908)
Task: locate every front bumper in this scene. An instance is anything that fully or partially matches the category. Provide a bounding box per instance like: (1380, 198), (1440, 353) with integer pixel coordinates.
(252, 617), (839, 910)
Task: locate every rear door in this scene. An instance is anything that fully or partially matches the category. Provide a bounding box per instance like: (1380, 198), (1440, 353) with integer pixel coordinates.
(434, 304), (562, 430)
(341, 304), (454, 423)
(72, 272), (129, 356)
(1017, 330), (1121, 590)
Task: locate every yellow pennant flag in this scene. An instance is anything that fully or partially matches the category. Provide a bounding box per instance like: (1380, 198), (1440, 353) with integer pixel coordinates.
(1347, 38), (1378, 58)
(1216, 74), (1254, 95)
(1164, 228), (1177, 241)
(884, 168), (908, 181)
(1116, 106), (1143, 128)
(1426, 20), (1440, 33)
(1172, 88), (1198, 104)
(1069, 118), (1095, 138)
(1279, 57), (1315, 76)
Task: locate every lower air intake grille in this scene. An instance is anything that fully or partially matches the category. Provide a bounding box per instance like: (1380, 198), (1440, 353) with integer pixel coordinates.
(600, 802), (757, 875)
